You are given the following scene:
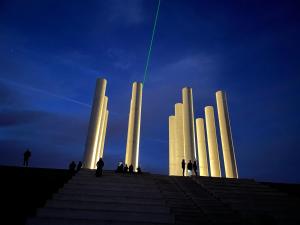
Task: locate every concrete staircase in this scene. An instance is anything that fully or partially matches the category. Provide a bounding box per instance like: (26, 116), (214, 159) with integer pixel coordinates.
(194, 177), (300, 225)
(27, 170), (299, 225)
(27, 170), (174, 225)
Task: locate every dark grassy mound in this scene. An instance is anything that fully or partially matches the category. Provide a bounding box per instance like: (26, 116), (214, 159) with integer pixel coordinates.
(0, 166), (71, 225)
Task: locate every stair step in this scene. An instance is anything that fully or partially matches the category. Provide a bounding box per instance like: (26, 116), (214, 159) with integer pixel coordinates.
(62, 184), (160, 193)
(45, 199), (170, 213)
(59, 188), (162, 198)
(53, 193), (166, 205)
(27, 217), (173, 225)
(68, 179), (158, 187)
(36, 208), (174, 224)
(56, 189), (164, 199)
(71, 179), (156, 186)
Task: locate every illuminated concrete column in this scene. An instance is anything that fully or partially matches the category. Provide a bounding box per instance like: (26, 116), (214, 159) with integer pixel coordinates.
(175, 103), (185, 176)
(99, 110), (109, 158)
(205, 106), (221, 177)
(125, 98), (134, 166)
(182, 87), (197, 164)
(125, 82), (143, 170)
(169, 115), (176, 175)
(93, 97), (108, 169)
(195, 118), (209, 176)
(83, 78), (107, 169)
(216, 91), (238, 178)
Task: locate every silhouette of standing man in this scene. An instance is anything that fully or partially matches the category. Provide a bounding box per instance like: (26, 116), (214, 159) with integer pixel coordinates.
(76, 161), (82, 172)
(123, 164), (129, 174)
(193, 161), (198, 176)
(129, 164), (134, 174)
(23, 149), (31, 167)
(96, 158), (104, 177)
(181, 159), (186, 176)
(69, 161), (76, 176)
(187, 160), (193, 176)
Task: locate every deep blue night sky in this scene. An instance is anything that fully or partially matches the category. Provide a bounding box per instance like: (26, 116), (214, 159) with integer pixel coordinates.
(0, 0), (299, 183)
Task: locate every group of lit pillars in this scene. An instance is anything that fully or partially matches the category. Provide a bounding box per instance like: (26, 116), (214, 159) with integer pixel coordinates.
(169, 88), (197, 176)
(83, 79), (143, 172)
(83, 78), (109, 169)
(169, 88), (238, 178)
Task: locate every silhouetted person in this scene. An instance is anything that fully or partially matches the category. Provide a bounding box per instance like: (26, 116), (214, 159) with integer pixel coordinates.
(137, 166), (142, 174)
(116, 162), (124, 173)
(96, 158), (104, 177)
(187, 160), (193, 176)
(181, 159), (186, 176)
(69, 161), (76, 176)
(123, 164), (128, 174)
(129, 164), (134, 174)
(193, 161), (198, 176)
(76, 161), (82, 172)
(23, 149), (31, 167)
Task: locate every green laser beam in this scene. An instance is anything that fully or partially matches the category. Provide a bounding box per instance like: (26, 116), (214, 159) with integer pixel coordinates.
(142, 0), (161, 86)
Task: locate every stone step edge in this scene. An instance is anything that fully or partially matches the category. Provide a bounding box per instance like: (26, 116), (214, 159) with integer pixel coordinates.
(42, 204), (171, 214)
(27, 217), (173, 225)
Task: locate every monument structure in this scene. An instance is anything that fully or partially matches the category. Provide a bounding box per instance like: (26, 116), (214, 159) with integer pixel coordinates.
(125, 82), (143, 171)
(182, 87), (197, 165)
(195, 118), (209, 176)
(169, 89), (238, 178)
(169, 87), (197, 176)
(168, 115), (176, 175)
(216, 91), (238, 178)
(83, 78), (109, 169)
(205, 106), (221, 177)
(174, 103), (184, 175)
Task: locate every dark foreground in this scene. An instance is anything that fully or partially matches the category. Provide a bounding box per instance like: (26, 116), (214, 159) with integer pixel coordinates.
(0, 166), (71, 225)
(1, 166), (300, 225)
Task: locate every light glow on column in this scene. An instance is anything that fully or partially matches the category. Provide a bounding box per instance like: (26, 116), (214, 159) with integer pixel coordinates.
(216, 91), (238, 178)
(83, 78), (107, 169)
(205, 106), (221, 177)
(196, 118), (209, 176)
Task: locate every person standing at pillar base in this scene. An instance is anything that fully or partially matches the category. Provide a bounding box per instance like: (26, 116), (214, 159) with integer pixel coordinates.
(187, 160), (193, 176)
(96, 158), (104, 177)
(193, 161), (198, 176)
(181, 159), (186, 176)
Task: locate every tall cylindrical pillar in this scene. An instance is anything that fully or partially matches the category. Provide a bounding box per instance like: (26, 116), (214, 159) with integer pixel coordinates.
(93, 96), (108, 169)
(99, 110), (109, 159)
(83, 78), (107, 169)
(175, 103), (185, 176)
(205, 106), (221, 177)
(196, 118), (209, 176)
(169, 115), (176, 175)
(216, 91), (238, 178)
(125, 98), (135, 166)
(125, 82), (143, 170)
(182, 87), (197, 165)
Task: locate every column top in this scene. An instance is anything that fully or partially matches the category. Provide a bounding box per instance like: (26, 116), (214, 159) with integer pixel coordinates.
(133, 81), (143, 85)
(175, 102), (183, 106)
(216, 90), (225, 95)
(96, 78), (107, 82)
(205, 105), (214, 111)
(182, 86), (192, 91)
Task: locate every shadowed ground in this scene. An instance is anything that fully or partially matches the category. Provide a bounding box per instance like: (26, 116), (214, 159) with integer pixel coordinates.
(0, 166), (71, 225)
